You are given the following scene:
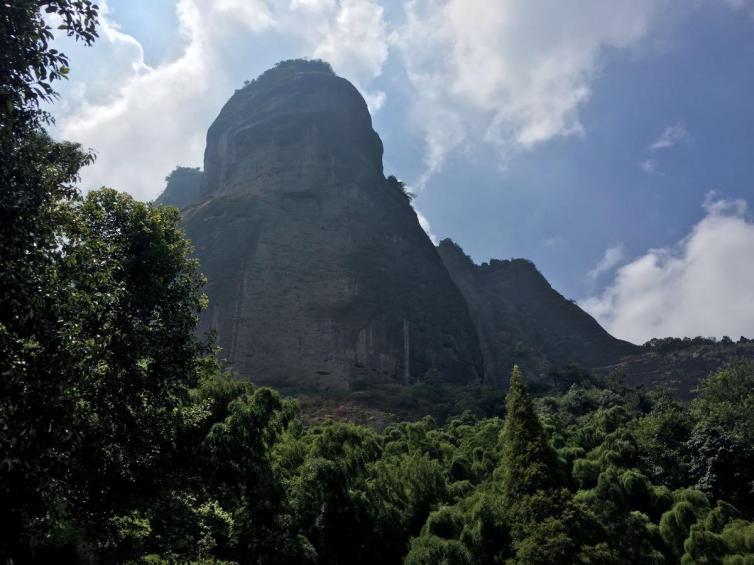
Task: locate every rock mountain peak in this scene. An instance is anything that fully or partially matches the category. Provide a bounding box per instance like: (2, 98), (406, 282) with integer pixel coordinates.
(165, 61), (639, 392)
(182, 61), (483, 390)
(201, 59), (383, 200)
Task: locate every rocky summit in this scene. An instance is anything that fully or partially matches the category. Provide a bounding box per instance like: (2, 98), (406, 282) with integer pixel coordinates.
(181, 60), (483, 391)
(437, 239), (639, 384)
(155, 60), (754, 400)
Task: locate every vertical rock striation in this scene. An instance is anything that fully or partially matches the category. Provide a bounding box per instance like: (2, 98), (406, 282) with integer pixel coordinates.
(182, 61), (483, 390)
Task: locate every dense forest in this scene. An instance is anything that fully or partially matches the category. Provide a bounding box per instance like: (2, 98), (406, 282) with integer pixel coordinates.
(2, 2), (754, 563)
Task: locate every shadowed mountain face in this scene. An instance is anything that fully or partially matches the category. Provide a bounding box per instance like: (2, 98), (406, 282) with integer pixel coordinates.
(159, 61), (743, 403)
(154, 167), (202, 209)
(436, 239), (640, 385)
(182, 61), (483, 391)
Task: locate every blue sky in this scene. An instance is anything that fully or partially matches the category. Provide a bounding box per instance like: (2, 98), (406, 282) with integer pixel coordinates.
(49, 0), (754, 343)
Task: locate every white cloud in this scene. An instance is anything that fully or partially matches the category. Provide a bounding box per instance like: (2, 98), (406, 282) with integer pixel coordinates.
(395, 0), (663, 185)
(311, 0), (388, 85)
(51, 0), (668, 199)
(414, 207), (438, 243)
(587, 245), (625, 281)
(51, 0), (389, 200)
(648, 123), (688, 151)
(640, 158), (661, 175)
(54, 1), (212, 200)
(581, 193), (754, 343)
(401, 179), (437, 242)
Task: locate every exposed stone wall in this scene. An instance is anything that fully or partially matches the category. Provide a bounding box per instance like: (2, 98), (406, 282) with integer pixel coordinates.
(183, 63), (482, 390)
(437, 238), (639, 385)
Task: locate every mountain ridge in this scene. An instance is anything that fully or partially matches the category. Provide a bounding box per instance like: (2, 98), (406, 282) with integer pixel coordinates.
(156, 59), (751, 403)
(436, 238), (640, 384)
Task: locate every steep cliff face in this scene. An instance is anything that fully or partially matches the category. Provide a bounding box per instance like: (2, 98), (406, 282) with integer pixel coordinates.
(183, 61), (482, 390)
(437, 239), (639, 385)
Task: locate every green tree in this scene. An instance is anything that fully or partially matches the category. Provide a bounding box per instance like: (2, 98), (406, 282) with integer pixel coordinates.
(1, 0), (98, 129)
(497, 367), (610, 563)
(692, 361), (754, 439)
(1, 189), (209, 559)
(660, 488), (711, 560)
(2, 7), (101, 555)
(689, 362), (754, 516)
(0, 134), (93, 557)
(285, 423), (384, 564)
(405, 532), (471, 565)
(499, 366), (561, 503)
(634, 397), (694, 489)
(204, 387), (306, 563)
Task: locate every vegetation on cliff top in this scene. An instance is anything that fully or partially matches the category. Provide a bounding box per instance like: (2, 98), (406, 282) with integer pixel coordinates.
(242, 58), (335, 88)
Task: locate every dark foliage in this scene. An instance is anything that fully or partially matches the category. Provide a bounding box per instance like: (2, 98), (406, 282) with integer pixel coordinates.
(1, 0), (99, 129)
(243, 58), (334, 88)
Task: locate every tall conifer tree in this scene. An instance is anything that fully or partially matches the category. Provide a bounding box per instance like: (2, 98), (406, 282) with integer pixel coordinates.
(500, 366), (560, 503)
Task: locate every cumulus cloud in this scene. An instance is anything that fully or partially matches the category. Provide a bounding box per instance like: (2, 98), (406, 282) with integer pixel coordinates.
(51, 0), (389, 200)
(648, 123), (689, 151)
(51, 0), (668, 198)
(310, 0), (388, 85)
(53, 2), (213, 201)
(395, 0), (663, 184)
(581, 193), (754, 343)
(587, 245), (625, 282)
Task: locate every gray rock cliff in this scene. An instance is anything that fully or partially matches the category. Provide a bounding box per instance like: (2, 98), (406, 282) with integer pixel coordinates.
(182, 61), (483, 390)
(437, 238), (639, 385)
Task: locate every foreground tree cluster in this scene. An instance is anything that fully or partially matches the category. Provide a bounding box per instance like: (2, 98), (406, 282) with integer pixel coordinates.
(4, 330), (754, 564)
(2, 3), (754, 563)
